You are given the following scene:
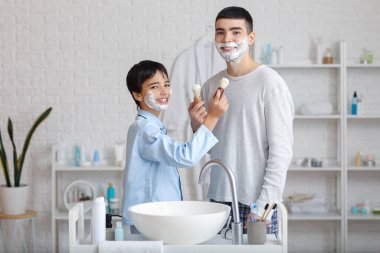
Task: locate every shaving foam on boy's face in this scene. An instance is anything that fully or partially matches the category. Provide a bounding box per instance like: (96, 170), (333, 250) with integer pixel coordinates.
(144, 89), (172, 111)
(216, 37), (249, 64)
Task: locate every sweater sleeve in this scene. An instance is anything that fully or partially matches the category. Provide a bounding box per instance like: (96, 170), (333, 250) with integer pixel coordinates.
(256, 79), (294, 218)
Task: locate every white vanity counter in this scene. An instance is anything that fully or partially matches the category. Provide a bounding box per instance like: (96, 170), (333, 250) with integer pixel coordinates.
(69, 203), (287, 253)
(73, 234), (284, 253)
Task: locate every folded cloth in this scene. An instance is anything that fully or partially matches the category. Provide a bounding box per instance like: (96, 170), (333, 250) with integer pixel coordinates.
(99, 241), (163, 253)
(300, 101), (333, 115)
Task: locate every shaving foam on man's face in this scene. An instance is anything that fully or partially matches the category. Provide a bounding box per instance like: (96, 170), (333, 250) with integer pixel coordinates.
(216, 37), (249, 64)
(144, 89), (172, 111)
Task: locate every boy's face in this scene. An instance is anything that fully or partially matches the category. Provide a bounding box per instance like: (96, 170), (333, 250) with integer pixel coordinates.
(132, 70), (171, 116)
(215, 18), (255, 63)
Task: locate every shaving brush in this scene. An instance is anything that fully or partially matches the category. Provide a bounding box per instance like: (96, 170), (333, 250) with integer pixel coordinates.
(192, 84), (202, 103)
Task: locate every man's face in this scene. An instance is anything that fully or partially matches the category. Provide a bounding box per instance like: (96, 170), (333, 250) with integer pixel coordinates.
(214, 18), (255, 63)
(215, 18), (251, 46)
(132, 70), (171, 114)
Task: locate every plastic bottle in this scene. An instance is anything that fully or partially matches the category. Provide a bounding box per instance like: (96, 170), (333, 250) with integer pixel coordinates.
(114, 221), (124, 241)
(91, 197), (106, 245)
(362, 200), (371, 215)
(265, 44), (272, 65)
(351, 91), (357, 115)
(316, 37), (323, 64)
(75, 145), (81, 166)
(355, 151), (362, 167)
(107, 183), (115, 214)
(93, 150), (100, 165)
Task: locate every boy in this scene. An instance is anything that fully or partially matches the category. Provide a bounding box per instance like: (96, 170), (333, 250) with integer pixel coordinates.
(122, 60), (228, 226)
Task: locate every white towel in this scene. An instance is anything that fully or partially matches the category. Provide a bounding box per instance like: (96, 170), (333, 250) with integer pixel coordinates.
(99, 241), (163, 253)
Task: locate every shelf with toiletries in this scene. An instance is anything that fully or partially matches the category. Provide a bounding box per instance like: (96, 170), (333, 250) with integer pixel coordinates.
(289, 159), (341, 171)
(271, 41), (345, 253)
(345, 57), (380, 252)
(294, 114), (341, 119)
(51, 143), (126, 252)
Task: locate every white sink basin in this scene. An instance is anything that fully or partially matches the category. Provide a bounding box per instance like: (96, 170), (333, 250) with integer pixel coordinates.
(128, 201), (231, 245)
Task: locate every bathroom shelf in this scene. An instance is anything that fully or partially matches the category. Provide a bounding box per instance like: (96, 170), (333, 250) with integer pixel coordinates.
(345, 47), (380, 252)
(288, 212), (341, 221)
(347, 64), (380, 68)
(270, 64), (340, 69)
(288, 166), (341, 172)
(51, 143), (125, 252)
(294, 115), (341, 120)
(347, 214), (380, 220)
(346, 115), (380, 119)
(347, 166), (380, 171)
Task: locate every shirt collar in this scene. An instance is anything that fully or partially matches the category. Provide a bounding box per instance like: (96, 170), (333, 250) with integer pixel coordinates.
(137, 108), (166, 133)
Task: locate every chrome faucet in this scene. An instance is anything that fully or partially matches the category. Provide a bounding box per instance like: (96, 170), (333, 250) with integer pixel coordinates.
(198, 159), (243, 245)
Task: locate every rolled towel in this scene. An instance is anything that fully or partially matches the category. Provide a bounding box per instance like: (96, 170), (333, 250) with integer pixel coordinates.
(99, 240), (163, 253)
(300, 101), (333, 115)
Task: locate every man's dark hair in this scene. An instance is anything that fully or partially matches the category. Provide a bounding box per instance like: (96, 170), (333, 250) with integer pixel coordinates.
(215, 6), (253, 33)
(126, 60), (168, 106)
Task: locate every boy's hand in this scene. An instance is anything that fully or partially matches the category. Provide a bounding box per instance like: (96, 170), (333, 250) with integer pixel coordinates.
(188, 100), (207, 132)
(203, 89), (228, 131)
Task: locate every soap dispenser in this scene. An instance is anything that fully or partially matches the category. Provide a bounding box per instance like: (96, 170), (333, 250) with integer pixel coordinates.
(106, 214), (115, 241)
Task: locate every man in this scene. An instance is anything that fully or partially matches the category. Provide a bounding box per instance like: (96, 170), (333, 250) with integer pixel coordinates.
(190, 6), (294, 233)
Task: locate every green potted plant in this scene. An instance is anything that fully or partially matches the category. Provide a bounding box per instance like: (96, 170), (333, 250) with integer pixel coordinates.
(0, 107), (52, 215)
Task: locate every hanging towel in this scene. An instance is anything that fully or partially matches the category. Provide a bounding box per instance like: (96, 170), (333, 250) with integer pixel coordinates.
(160, 30), (225, 201)
(99, 240), (163, 253)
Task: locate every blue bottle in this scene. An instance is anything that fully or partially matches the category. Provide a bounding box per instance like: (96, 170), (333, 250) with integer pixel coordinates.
(107, 182), (115, 213)
(265, 44), (272, 64)
(351, 91), (357, 115)
(114, 221), (124, 241)
(75, 145), (81, 166)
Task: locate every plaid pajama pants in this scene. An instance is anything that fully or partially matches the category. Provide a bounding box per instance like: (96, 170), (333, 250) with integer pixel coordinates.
(210, 199), (278, 236)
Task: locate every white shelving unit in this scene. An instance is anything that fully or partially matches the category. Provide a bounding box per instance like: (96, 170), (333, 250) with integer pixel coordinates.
(270, 41), (380, 252)
(272, 53), (345, 252)
(51, 143), (124, 252)
(345, 60), (380, 252)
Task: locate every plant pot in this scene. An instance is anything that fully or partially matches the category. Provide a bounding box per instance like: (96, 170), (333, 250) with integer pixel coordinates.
(0, 185), (29, 215)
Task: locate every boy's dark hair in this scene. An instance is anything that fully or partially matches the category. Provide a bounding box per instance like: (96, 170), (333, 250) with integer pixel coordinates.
(215, 6), (253, 33)
(126, 60), (168, 106)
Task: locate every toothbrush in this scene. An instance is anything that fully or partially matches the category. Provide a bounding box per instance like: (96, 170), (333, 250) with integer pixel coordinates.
(250, 203), (258, 223)
(192, 84), (202, 103)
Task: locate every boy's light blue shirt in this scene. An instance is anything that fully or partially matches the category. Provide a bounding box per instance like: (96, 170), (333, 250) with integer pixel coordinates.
(122, 109), (218, 225)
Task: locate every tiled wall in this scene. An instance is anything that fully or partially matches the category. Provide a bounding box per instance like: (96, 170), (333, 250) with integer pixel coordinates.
(0, 0), (379, 251)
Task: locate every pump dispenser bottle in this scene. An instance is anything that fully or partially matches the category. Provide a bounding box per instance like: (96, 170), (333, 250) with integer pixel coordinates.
(107, 182), (115, 213)
(351, 91), (358, 115)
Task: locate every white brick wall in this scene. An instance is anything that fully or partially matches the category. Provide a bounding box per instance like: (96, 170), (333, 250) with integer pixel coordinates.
(1, 0), (380, 252)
